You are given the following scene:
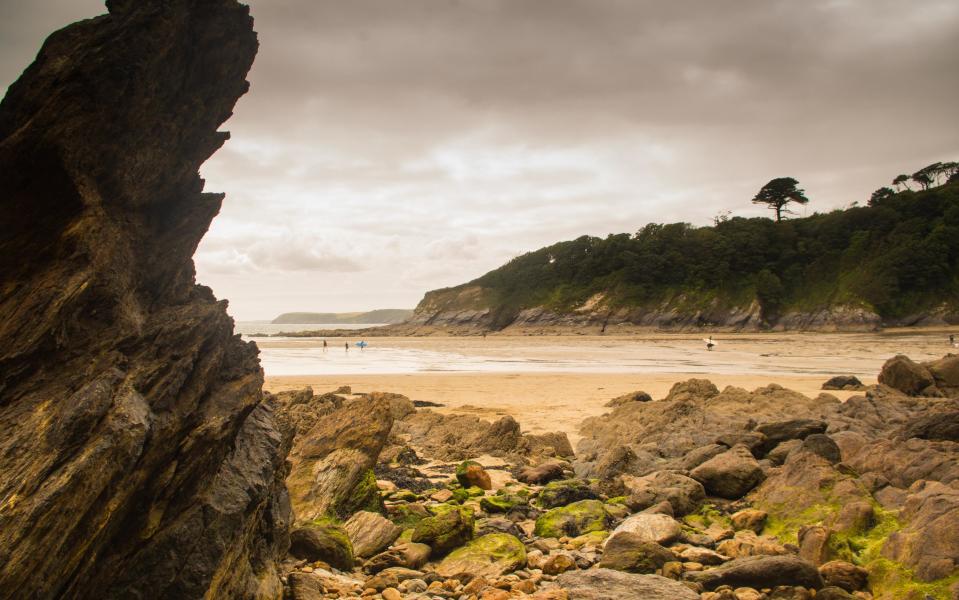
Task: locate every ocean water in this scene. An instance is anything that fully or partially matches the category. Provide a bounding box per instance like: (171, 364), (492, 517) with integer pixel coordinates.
(235, 321), (386, 337)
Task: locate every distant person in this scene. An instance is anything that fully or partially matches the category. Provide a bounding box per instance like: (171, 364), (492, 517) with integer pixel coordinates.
(704, 336), (716, 351)
(951, 334), (955, 346)
(322, 339), (328, 352)
(345, 342), (349, 352)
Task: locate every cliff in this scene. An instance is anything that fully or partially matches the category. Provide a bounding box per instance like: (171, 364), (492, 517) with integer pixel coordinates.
(402, 184), (959, 334)
(0, 2), (291, 598)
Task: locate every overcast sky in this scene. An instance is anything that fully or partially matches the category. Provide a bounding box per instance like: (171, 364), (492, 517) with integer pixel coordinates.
(3, 1), (958, 320)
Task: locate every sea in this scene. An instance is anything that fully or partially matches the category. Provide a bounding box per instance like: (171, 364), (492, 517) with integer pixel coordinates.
(234, 321), (386, 338)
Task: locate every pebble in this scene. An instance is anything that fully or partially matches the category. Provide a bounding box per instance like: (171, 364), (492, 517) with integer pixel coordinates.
(382, 587), (402, 600)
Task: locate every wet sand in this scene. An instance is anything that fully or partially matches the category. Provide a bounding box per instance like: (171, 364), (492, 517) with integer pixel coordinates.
(261, 330), (955, 445)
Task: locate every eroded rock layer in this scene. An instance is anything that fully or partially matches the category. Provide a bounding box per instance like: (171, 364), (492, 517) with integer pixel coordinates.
(0, 2), (290, 598)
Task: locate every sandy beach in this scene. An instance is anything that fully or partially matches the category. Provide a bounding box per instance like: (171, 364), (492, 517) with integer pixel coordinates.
(261, 330), (955, 445)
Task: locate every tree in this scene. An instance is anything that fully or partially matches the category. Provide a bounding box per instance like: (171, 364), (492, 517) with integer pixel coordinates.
(911, 163), (941, 190)
(869, 187), (896, 206)
(892, 174), (911, 191)
(751, 177), (809, 222)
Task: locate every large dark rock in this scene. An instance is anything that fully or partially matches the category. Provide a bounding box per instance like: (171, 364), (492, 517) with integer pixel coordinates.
(0, 2), (293, 598)
(821, 376), (864, 391)
(290, 522), (354, 570)
(621, 470), (705, 516)
(756, 419), (828, 454)
(878, 355), (936, 396)
(685, 555), (824, 590)
(690, 445), (766, 499)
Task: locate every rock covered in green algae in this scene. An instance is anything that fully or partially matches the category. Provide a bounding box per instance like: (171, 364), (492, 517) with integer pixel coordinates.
(435, 533), (527, 578)
(455, 459), (492, 489)
(534, 499), (609, 538)
(289, 519), (355, 570)
(538, 478), (598, 508)
(598, 532), (675, 573)
(410, 506), (474, 556)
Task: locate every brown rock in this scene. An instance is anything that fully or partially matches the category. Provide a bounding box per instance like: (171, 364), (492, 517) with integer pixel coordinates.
(797, 525), (833, 565)
(0, 2), (292, 597)
(543, 553), (578, 575)
(878, 355), (936, 396)
(731, 509), (768, 534)
(690, 446), (766, 499)
(464, 464), (493, 490)
(344, 511), (402, 558)
(819, 560), (869, 592)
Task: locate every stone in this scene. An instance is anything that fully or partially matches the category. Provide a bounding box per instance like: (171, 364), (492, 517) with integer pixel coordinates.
(431, 489), (454, 502)
(606, 513), (682, 546)
(621, 471), (706, 516)
(435, 533), (527, 578)
(535, 500), (609, 538)
(766, 439), (802, 466)
(716, 532), (788, 558)
(290, 570), (363, 598)
(679, 546), (729, 565)
(730, 509), (768, 534)
(410, 506), (474, 557)
(686, 555), (824, 590)
(598, 533), (675, 573)
(0, 2), (291, 597)
(290, 520), (355, 570)
(539, 479), (599, 508)
(517, 462), (567, 485)
(543, 553), (578, 575)
(833, 501), (874, 534)
(690, 446), (766, 499)
(798, 434), (842, 464)
(456, 460), (493, 490)
(381, 587), (402, 600)
(797, 525), (833, 565)
(288, 395), (394, 521)
(364, 542), (432, 574)
(882, 480), (959, 581)
(605, 391), (653, 407)
(520, 431), (576, 458)
(821, 376), (864, 391)
(476, 517), (527, 539)
(344, 511), (403, 558)
(815, 587), (856, 600)
(819, 560), (869, 592)
(755, 419), (828, 454)
(364, 567), (426, 592)
(555, 569), (700, 599)
(878, 354), (936, 396)
(681, 444), (729, 470)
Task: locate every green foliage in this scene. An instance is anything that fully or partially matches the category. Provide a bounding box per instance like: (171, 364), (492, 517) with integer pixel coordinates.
(447, 183), (959, 325)
(751, 176), (810, 221)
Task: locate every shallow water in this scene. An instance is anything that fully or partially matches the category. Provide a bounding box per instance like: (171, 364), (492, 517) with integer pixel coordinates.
(253, 331), (953, 377)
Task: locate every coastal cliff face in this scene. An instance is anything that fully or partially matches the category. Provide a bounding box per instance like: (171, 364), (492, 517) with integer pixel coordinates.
(0, 2), (292, 598)
(399, 287), (890, 334)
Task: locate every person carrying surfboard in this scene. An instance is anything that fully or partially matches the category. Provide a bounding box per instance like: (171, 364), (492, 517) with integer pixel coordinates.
(704, 336), (716, 351)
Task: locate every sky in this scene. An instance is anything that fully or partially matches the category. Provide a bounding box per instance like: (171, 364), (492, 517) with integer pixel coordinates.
(2, 1), (958, 320)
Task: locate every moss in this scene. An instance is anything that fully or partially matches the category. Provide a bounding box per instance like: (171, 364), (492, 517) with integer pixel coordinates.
(388, 503), (426, 529)
(293, 518), (354, 570)
(411, 506), (475, 557)
(465, 486), (485, 498)
(569, 530), (609, 548)
(335, 468), (383, 518)
(534, 499), (608, 538)
(390, 490), (418, 502)
(428, 503), (459, 517)
(538, 479), (596, 509)
(480, 495), (518, 514)
(683, 503), (732, 530)
(436, 533), (527, 577)
(450, 488), (470, 504)
(867, 558), (959, 600)
(606, 496), (627, 506)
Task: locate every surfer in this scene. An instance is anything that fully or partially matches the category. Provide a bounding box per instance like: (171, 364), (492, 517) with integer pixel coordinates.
(704, 336), (716, 351)
(322, 339), (327, 352)
(345, 342), (349, 352)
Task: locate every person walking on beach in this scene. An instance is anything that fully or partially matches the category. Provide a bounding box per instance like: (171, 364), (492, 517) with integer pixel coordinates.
(704, 336), (716, 351)
(322, 339), (328, 352)
(951, 334), (955, 347)
(345, 342), (349, 352)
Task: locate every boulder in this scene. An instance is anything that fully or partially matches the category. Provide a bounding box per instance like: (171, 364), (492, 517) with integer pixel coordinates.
(410, 506), (474, 557)
(598, 533), (675, 573)
(766, 439), (802, 466)
(821, 376), (864, 391)
(621, 471), (706, 516)
(898, 410), (959, 442)
(290, 521), (355, 570)
(555, 569), (699, 599)
(666, 379), (721, 402)
(755, 419), (828, 454)
(542, 552), (578, 575)
(363, 567), (426, 592)
(605, 391), (653, 407)
(690, 446), (765, 499)
(798, 525), (834, 565)
(539, 479), (598, 508)
(435, 533), (526, 578)
(517, 462), (566, 485)
(475, 517), (526, 540)
(364, 542), (431, 574)
(287, 396), (394, 521)
(289, 570), (363, 599)
(731, 509), (768, 534)
(814, 587), (856, 600)
(519, 431), (576, 457)
(678, 546), (729, 565)
(344, 511), (402, 558)
(798, 434), (841, 464)
(681, 444), (728, 470)
(882, 480), (959, 581)
(534, 500), (609, 538)
(818, 560), (869, 592)
(456, 460), (492, 490)
(686, 555), (824, 590)
(716, 531), (788, 558)
(606, 513), (682, 546)
(878, 355), (936, 396)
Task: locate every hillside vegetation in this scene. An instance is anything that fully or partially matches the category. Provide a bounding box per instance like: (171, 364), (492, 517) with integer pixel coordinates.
(415, 181), (959, 331)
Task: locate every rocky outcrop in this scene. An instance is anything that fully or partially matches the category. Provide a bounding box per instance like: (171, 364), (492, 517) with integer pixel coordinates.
(286, 396), (394, 521)
(0, 2), (293, 598)
(879, 353), (959, 398)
